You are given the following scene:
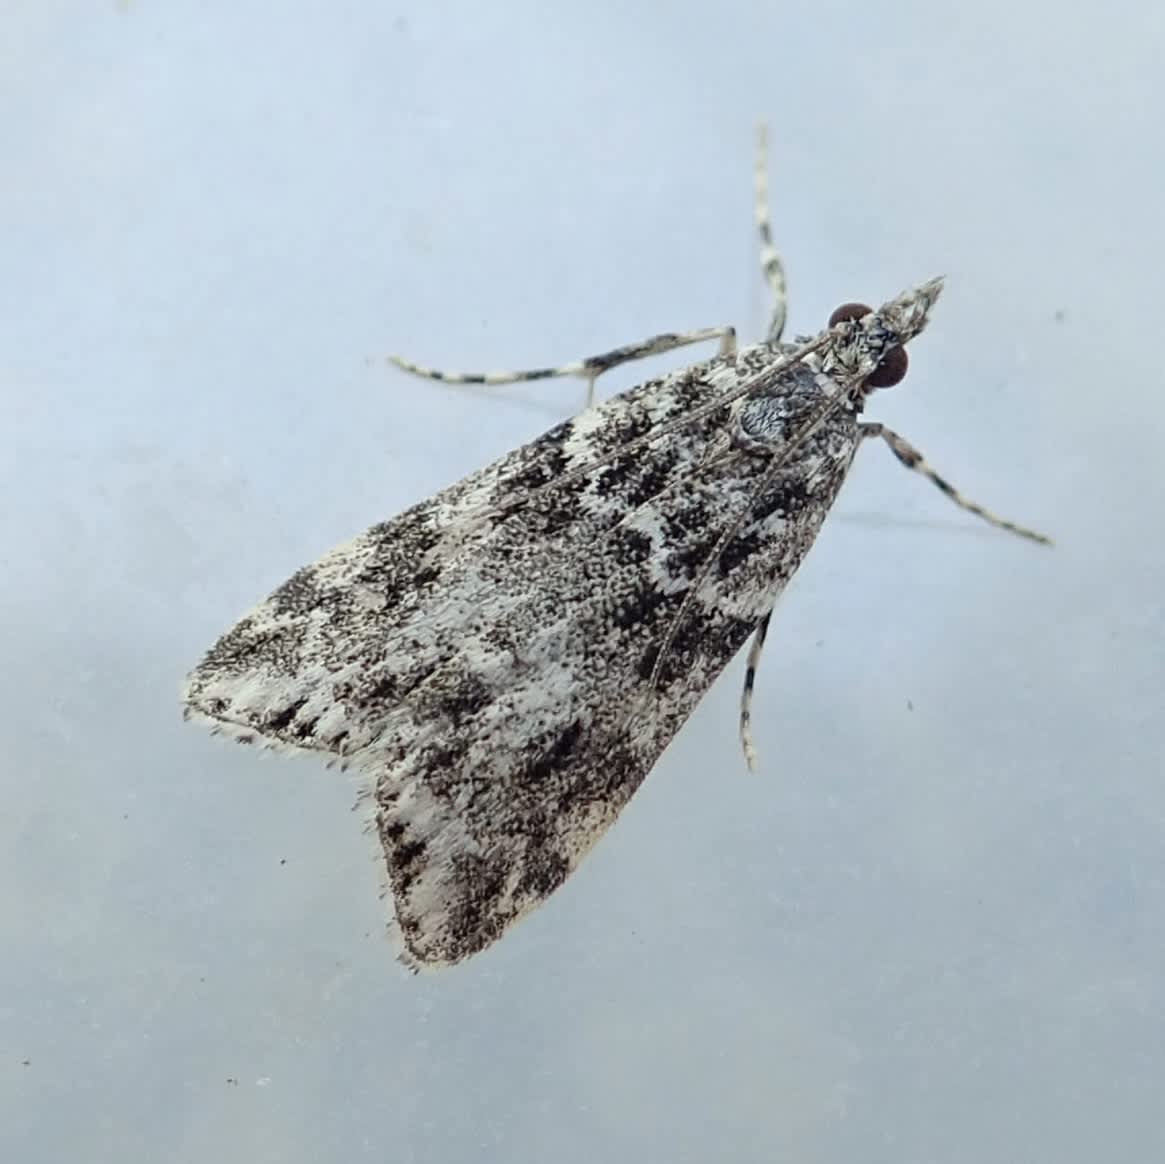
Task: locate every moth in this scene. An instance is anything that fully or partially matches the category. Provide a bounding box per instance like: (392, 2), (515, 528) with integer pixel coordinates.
(184, 127), (1047, 969)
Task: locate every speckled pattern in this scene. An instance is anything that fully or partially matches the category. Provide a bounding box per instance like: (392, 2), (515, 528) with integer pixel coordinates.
(183, 281), (943, 968)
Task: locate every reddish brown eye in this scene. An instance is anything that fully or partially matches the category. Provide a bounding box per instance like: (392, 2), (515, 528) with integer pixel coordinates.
(828, 300), (908, 388)
(828, 302), (872, 327)
(867, 345), (908, 388)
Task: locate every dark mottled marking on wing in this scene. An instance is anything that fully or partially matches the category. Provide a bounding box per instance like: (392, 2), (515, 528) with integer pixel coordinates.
(611, 579), (678, 632)
(269, 565), (329, 618)
(392, 837), (429, 894)
(443, 853), (509, 955)
(264, 697), (311, 736)
(524, 719), (583, 783)
(608, 526), (654, 568)
(716, 530), (765, 576)
(421, 741), (473, 790)
(409, 563), (441, 589)
(509, 420), (574, 493)
(593, 451), (675, 508)
(656, 612), (757, 688)
(195, 611), (309, 685)
(442, 672), (494, 727)
(516, 848), (569, 898)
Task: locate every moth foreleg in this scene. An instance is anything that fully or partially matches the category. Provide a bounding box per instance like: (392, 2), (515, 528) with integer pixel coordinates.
(753, 123), (789, 344)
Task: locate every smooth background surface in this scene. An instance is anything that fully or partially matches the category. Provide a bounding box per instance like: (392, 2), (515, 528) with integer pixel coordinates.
(4, 3), (1163, 1161)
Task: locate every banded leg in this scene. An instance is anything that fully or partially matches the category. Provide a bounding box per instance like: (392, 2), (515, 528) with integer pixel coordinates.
(389, 327), (737, 409)
(859, 423), (1052, 545)
(739, 609), (774, 771)
(754, 123), (789, 343)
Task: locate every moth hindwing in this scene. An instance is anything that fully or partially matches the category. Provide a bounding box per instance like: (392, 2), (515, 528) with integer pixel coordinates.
(184, 125), (1049, 970)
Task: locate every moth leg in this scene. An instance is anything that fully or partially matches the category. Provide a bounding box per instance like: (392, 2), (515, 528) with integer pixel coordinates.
(754, 122), (788, 343)
(739, 609), (774, 771)
(390, 327), (737, 408)
(859, 423), (1052, 545)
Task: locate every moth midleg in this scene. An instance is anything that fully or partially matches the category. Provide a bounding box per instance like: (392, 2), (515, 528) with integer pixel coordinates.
(739, 609), (774, 771)
(858, 422), (1051, 545)
(754, 122), (788, 343)
(389, 326), (737, 408)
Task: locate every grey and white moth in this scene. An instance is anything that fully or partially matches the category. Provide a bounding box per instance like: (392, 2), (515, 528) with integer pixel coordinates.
(184, 127), (1048, 970)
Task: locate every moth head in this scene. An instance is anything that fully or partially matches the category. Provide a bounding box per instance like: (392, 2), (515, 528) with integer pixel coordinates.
(826, 277), (944, 396)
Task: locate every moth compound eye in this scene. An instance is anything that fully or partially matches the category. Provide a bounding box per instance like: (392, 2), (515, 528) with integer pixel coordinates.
(867, 345), (908, 388)
(828, 302), (907, 388)
(828, 302), (872, 327)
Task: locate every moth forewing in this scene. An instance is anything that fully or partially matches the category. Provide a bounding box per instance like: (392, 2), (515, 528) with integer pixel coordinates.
(185, 131), (1046, 969)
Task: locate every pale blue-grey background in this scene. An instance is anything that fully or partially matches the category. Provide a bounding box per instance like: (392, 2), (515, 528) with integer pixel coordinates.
(4, 2), (1163, 1161)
